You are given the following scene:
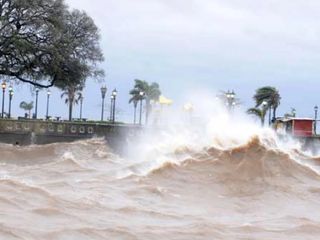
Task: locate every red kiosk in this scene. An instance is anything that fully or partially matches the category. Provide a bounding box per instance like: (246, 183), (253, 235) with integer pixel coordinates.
(274, 118), (314, 137)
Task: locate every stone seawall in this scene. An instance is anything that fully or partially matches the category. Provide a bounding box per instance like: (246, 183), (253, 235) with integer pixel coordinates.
(0, 119), (142, 151)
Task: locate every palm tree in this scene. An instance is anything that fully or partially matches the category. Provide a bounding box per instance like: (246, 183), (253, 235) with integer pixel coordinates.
(19, 101), (34, 118)
(132, 79), (161, 124)
(61, 85), (83, 121)
(129, 88), (141, 124)
(247, 107), (268, 126)
(253, 86), (281, 123)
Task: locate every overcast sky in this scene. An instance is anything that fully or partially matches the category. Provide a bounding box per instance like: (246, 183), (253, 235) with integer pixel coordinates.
(11, 0), (320, 121)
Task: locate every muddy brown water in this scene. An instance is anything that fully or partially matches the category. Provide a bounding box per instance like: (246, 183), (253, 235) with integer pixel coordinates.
(1, 134), (320, 240)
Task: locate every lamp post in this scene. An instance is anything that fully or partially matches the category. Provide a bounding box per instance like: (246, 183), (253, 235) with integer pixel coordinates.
(79, 96), (83, 120)
(183, 103), (194, 123)
(262, 100), (268, 107)
(34, 88), (39, 119)
(46, 89), (51, 120)
(226, 90), (235, 111)
(314, 105), (318, 135)
(100, 86), (107, 121)
(1, 81), (6, 118)
(110, 95), (114, 121)
(139, 91), (144, 125)
(262, 100), (268, 126)
(261, 100), (271, 126)
(112, 89), (117, 123)
(8, 85), (13, 118)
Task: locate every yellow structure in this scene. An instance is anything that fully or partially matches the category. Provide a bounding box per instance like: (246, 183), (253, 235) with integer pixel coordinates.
(159, 95), (173, 106)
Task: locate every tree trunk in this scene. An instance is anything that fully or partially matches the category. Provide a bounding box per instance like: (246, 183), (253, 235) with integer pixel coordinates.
(145, 99), (151, 125)
(272, 106), (277, 122)
(268, 107), (271, 125)
(133, 105), (137, 124)
(69, 99), (73, 121)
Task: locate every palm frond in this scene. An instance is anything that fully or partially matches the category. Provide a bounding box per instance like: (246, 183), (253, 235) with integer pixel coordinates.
(247, 108), (263, 117)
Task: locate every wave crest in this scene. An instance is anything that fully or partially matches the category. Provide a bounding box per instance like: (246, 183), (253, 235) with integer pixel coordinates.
(141, 134), (320, 185)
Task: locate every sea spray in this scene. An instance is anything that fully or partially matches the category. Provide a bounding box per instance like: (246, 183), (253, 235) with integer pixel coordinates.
(1, 96), (320, 239)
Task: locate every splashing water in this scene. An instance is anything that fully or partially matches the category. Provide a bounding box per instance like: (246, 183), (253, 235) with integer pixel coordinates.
(1, 98), (320, 239)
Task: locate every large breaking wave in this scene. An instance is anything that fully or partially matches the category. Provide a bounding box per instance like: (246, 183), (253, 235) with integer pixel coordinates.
(1, 109), (320, 239)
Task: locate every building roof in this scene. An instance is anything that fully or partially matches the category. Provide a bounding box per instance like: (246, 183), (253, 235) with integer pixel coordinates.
(276, 117), (313, 122)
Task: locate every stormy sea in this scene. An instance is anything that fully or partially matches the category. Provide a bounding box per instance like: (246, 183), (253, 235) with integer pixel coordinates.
(1, 114), (320, 240)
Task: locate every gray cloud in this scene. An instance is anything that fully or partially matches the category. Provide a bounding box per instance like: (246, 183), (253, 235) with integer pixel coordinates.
(65, 0), (320, 118)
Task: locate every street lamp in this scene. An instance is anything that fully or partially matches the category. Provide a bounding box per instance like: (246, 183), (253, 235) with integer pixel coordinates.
(262, 101), (268, 126)
(8, 85), (13, 118)
(314, 105), (318, 135)
(34, 87), (39, 119)
(183, 103), (194, 123)
(226, 90), (235, 111)
(46, 89), (51, 120)
(262, 100), (268, 109)
(230, 90), (235, 99)
(100, 86), (107, 121)
(1, 81), (6, 118)
(110, 95), (114, 121)
(112, 89), (117, 123)
(261, 99), (272, 125)
(79, 96), (83, 120)
(139, 91), (144, 125)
